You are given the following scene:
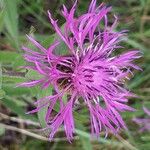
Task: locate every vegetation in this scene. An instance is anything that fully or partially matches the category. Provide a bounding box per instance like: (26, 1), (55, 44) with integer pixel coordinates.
(0, 0), (150, 149)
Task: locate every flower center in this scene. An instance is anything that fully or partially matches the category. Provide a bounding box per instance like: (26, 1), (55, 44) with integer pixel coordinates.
(56, 58), (74, 90)
(55, 55), (105, 98)
(72, 62), (101, 97)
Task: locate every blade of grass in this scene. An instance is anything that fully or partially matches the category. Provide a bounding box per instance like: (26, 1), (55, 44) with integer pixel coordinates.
(3, 0), (19, 50)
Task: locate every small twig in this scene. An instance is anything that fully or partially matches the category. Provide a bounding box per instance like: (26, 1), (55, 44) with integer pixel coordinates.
(141, 16), (150, 21)
(2, 70), (25, 77)
(0, 43), (16, 51)
(0, 123), (79, 142)
(116, 134), (138, 150)
(0, 112), (40, 127)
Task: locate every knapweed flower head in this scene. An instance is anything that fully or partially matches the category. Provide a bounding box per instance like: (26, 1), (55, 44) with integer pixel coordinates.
(133, 107), (150, 132)
(19, 0), (141, 141)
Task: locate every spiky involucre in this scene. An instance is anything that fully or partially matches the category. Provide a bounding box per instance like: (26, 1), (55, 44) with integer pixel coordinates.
(19, 0), (141, 141)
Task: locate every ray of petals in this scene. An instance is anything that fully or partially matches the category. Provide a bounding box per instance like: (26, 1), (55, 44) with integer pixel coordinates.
(26, 35), (47, 53)
(17, 79), (43, 87)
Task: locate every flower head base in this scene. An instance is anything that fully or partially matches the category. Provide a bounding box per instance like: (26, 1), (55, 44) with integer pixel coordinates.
(133, 107), (150, 132)
(20, 0), (141, 141)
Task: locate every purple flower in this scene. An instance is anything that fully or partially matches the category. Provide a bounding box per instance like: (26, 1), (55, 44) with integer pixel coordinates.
(19, 0), (141, 141)
(133, 107), (150, 132)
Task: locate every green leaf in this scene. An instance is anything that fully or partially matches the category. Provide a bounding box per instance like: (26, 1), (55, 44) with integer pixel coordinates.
(0, 89), (5, 99)
(127, 39), (148, 52)
(2, 84), (31, 96)
(37, 86), (53, 127)
(25, 70), (42, 81)
(141, 136), (150, 141)
(54, 40), (69, 55)
(54, 24), (69, 55)
(0, 125), (5, 136)
(1, 95), (37, 122)
(0, 51), (19, 63)
(3, 0), (19, 49)
(76, 124), (93, 150)
(0, 63), (2, 89)
(0, 8), (4, 32)
(2, 75), (26, 84)
(129, 68), (150, 89)
(41, 34), (55, 48)
(80, 137), (93, 150)
(25, 66), (53, 127)
(0, 51), (24, 67)
(76, 123), (93, 150)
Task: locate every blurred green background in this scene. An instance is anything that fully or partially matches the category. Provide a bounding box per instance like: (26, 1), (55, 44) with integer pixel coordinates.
(0, 0), (150, 150)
